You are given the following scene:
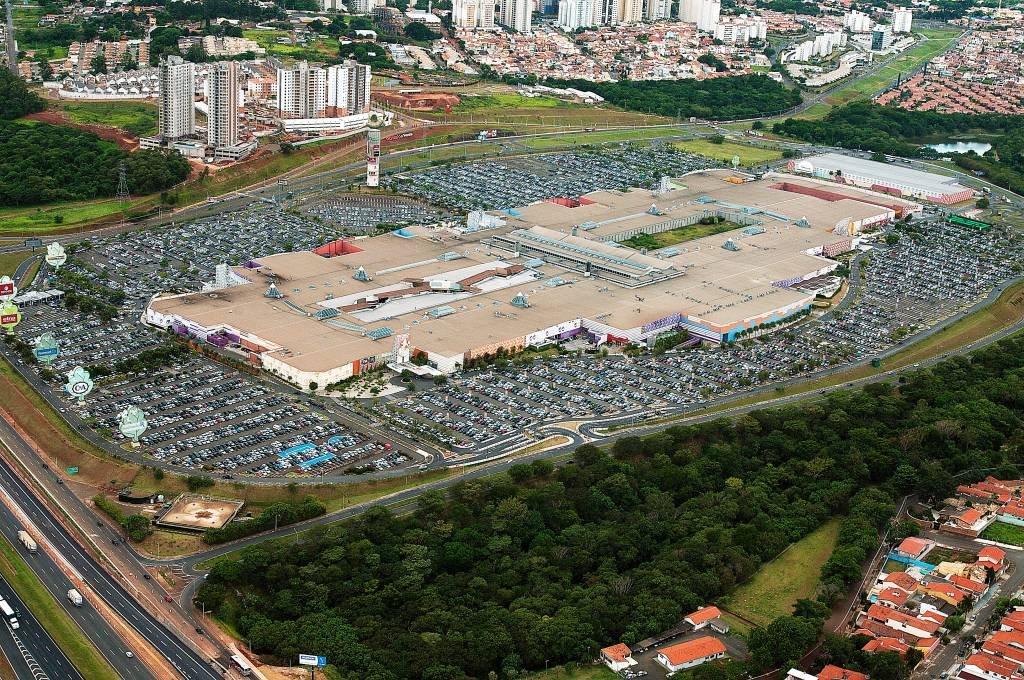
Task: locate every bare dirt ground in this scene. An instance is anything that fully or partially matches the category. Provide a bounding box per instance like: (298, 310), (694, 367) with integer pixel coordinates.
(23, 110), (139, 151)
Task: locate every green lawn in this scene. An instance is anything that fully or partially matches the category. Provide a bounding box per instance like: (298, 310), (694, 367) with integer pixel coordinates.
(922, 546), (979, 564)
(0, 197), (149, 234)
(56, 101), (158, 137)
(981, 521), (1024, 547)
(823, 28), (962, 110)
(721, 518), (841, 628)
(620, 221), (743, 251)
(521, 126), (693, 149)
(455, 93), (567, 111)
(242, 29), (309, 56)
(525, 665), (620, 680)
(675, 138), (784, 165)
(0, 534), (118, 680)
(0, 251), (32, 278)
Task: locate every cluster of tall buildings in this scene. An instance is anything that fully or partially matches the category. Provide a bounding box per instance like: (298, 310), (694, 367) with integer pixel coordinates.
(789, 31), (847, 61)
(552, 0), (699, 30)
(147, 56), (255, 161)
(452, 0), (496, 29)
(843, 7), (912, 43)
(276, 59), (372, 133)
(712, 14), (767, 44)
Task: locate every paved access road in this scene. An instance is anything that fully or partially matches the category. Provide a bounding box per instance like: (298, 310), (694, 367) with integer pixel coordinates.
(0, 573), (82, 680)
(0, 495), (152, 679)
(0, 420), (222, 680)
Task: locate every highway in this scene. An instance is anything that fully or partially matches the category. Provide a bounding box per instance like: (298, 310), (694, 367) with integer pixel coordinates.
(0, 419), (223, 680)
(0, 494), (153, 679)
(0, 572), (82, 680)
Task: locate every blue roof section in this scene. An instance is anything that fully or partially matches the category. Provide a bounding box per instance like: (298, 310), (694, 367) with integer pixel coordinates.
(365, 327), (394, 340)
(392, 228), (416, 238)
(438, 251), (464, 261)
(279, 443), (316, 459)
(297, 453), (336, 470)
(428, 306), (456, 318)
(524, 258), (546, 268)
(314, 308), (339, 320)
(502, 208), (523, 217)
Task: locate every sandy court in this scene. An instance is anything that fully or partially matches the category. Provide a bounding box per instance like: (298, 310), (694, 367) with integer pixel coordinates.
(157, 495), (243, 530)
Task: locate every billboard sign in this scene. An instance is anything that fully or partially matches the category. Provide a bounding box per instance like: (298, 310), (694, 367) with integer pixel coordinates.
(33, 333), (60, 364)
(117, 406), (149, 443)
(64, 366), (94, 403)
(23, 237), (42, 249)
(0, 276), (16, 301)
(299, 655), (327, 667)
(0, 301), (20, 333)
(45, 242), (67, 269)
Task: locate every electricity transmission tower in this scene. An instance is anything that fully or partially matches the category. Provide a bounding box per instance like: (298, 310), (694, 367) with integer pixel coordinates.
(115, 161), (130, 228)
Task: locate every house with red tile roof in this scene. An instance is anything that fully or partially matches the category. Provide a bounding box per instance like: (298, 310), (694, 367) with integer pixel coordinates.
(862, 604), (941, 638)
(863, 637), (910, 656)
(962, 652), (1020, 680)
(983, 640), (1024, 666)
(884, 572), (920, 592)
(877, 587), (910, 609)
(896, 537), (933, 560)
(818, 665), (869, 680)
(919, 581), (967, 607)
(979, 546), (1007, 572)
(600, 643), (636, 672)
(950, 574), (988, 595)
(1001, 611), (1024, 634)
(685, 606), (724, 629)
(655, 637), (727, 672)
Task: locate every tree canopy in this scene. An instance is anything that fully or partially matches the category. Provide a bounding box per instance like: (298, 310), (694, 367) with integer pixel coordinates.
(0, 70), (45, 120)
(0, 121), (191, 206)
(545, 74), (803, 120)
(198, 333), (1024, 679)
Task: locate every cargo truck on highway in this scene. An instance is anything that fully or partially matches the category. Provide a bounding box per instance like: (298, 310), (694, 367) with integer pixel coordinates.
(0, 599), (19, 629)
(17, 531), (37, 554)
(67, 589), (83, 607)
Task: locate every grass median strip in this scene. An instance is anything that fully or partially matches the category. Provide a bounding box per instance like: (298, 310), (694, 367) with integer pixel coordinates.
(0, 534), (118, 680)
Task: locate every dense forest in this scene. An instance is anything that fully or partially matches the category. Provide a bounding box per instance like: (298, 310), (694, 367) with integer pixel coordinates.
(0, 122), (191, 206)
(0, 70), (45, 120)
(543, 75), (803, 120)
(773, 102), (1022, 157)
(198, 333), (1024, 680)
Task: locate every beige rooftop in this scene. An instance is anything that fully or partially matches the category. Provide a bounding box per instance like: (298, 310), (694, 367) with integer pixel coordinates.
(151, 170), (910, 370)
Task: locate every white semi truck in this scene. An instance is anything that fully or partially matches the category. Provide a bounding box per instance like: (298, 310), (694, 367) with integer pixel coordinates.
(17, 531), (37, 554)
(67, 589), (83, 607)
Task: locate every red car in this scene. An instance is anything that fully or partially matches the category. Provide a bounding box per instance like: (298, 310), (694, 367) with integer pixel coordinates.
(163, 595), (173, 603)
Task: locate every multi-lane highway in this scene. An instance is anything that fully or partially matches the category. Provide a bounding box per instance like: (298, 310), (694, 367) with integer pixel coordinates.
(0, 420), (223, 680)
(0, 572), (82, 680)
(0, 495), (152, 679)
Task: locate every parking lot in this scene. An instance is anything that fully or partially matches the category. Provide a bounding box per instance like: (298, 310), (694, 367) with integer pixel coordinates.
(384, 144), (719, 211)
(301, 194), (448, 231)
(5, 147), (1023, 478)
(377, 218), (1024, 452)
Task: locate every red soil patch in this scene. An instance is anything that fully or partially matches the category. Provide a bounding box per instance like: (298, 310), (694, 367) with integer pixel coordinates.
(374, 91), (460, 111)
(24, 110), (139, 151)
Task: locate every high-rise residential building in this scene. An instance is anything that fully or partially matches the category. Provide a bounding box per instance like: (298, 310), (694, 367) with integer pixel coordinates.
(157, 55), (195, 140)
(556, 0), (594, 28)
(325, 59), (371, 117)
(453, 0), (496, 28)
(871, 24), (892, 51)
(349, 0), (378, 13)
(713, 15), (767, 43)
(277, 61), (326, 118)
(590, 0), (620, 25)
(892, 7), (912, 33)
(644, 0), (671, 21)
(843, 10), (871, 32)
(618, 0), (642, 23)
(500, 0), (532, 32)
(680, 0), (718, 29)
(207, 61), (239, 148)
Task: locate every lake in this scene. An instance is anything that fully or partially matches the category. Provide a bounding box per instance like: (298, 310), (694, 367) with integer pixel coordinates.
(925, 141), (992, 154)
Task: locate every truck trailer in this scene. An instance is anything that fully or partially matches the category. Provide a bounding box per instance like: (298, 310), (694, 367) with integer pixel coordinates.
(17, 531), (36, 554)
(67, 589), (83, 607)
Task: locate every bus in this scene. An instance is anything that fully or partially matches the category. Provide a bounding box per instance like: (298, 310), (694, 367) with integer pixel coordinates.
(0, 599), (19, 629)
(230, 654), (253, 676)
